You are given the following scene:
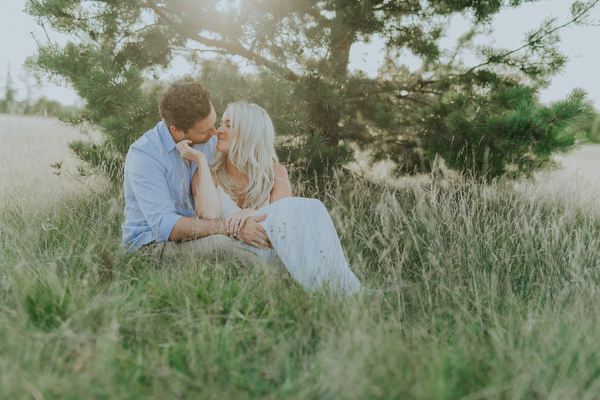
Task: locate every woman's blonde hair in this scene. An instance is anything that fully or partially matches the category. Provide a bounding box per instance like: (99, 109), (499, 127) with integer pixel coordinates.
(212, 102), (278, 210)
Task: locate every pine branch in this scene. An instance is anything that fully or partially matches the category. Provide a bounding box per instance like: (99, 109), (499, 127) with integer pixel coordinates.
(547, 141), (579, 149)
(373, 0), (422, 13)
(540, 91), (584, 124)
(174, 46), (231, 57)
(465, 0), (600, 74)
(97, 53), (134, 102)
(396, 94), (432, 106)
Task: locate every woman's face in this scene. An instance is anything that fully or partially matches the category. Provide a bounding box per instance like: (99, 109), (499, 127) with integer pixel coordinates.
(216, 108), (233, 153)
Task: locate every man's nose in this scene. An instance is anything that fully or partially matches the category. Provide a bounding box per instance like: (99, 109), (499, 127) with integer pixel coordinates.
(210, 127), (219, 135)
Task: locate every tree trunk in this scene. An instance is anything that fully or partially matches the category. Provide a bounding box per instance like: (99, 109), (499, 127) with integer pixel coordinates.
(311, 9), (355, 145)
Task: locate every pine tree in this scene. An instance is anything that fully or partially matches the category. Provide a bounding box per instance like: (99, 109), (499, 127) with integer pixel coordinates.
(25, 0), (598, 180)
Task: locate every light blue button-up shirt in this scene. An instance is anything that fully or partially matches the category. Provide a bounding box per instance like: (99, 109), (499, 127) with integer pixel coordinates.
(121, 121), (217, 250)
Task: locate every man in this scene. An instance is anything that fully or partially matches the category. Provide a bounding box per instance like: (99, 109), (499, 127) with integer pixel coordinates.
(121, 81), (280, 272)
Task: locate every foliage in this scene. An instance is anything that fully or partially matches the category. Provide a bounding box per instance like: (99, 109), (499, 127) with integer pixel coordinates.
(0, 68), (17, 114)
(23, 97), (72, 116)
(0, 96), (76, 118)
(422, 86), (594, 177)
(25, 0), (599, 179)
(576, 109), (600, 143)
(0, 70), (75, 117)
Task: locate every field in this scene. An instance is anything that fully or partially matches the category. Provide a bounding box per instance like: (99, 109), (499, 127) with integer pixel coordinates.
(0, 114), (106, 207)
(2, 115), (600, 399)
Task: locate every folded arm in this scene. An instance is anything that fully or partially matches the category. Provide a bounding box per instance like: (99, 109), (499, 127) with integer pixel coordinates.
(177, 139), (221, 219)
(168, 216), (226, 241)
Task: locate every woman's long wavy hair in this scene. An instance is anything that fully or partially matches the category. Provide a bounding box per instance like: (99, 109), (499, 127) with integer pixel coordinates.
(212, 102), (278, 210)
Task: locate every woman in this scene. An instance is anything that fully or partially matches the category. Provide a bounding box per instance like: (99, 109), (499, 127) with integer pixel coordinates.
(177, 102), (362, 295)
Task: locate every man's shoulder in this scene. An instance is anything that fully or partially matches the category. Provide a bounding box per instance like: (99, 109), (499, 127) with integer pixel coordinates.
(130, 122), (163, 152)
(125, 122), (168, 171)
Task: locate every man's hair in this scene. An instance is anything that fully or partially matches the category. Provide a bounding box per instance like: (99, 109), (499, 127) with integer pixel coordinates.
(159, 81), (212, 133)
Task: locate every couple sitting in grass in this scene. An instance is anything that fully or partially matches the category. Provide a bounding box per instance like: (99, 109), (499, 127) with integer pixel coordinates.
(121, 81), (361, 295)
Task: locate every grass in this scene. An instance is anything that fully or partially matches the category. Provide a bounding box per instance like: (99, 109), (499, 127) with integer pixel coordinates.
(2, 115), (600, 398)
(0, 114), (105, 207)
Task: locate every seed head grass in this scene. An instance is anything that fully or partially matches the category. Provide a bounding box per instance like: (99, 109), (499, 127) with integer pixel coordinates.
(2, 115), (600, 398)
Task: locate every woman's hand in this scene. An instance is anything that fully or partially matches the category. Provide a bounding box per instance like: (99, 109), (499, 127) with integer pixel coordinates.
(177, 139), (207, 164)
(238, 214), (272, 249)
(225, 208), (257, 238)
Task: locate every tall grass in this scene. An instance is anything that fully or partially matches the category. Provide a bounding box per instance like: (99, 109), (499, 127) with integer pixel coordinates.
(2, 116), (600, 398)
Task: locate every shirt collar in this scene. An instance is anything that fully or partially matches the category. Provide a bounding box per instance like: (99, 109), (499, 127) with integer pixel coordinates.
(157, 120), (178, 152)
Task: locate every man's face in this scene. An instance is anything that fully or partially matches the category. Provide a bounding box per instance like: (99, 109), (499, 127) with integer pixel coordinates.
(171, 105), (218, 144)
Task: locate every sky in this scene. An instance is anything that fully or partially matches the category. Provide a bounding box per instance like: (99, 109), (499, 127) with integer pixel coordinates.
(1, 0), (599, 108)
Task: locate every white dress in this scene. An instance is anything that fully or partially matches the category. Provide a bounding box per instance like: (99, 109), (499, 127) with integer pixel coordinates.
(216, 185), (362, 296)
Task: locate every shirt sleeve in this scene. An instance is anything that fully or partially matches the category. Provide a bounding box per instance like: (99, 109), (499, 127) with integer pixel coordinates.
(125, 149), (183, 242)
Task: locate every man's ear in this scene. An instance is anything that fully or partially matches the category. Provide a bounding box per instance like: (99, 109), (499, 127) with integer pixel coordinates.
(170, 125), (185, 142)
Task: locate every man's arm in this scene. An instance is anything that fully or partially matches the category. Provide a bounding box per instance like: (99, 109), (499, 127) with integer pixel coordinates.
(126, 150), (202, 242)
(168, 216), (226, 241)
(178, 140), (221, 219)
(169, 215), (271, 247)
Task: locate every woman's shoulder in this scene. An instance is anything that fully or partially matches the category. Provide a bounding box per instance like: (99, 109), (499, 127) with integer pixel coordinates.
(273, 163), (288, 177)
(272, 163), (291, 195)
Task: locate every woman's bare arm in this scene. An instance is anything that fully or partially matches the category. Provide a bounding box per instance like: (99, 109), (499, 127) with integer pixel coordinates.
(190, 159), (221, 219)
(177, 140), (221, 219)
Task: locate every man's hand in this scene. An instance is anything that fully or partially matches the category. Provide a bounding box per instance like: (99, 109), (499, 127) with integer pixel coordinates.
(237, 214), (272, 249)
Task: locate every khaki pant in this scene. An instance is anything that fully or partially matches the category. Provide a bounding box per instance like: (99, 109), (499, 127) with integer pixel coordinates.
(139, 234), (289, 277)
